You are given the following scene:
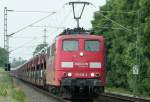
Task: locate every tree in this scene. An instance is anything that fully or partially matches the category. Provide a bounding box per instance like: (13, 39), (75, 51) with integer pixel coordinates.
(33, 43), (48, 55)
(0, 47), (8, 67)
(92, 0), (150, 95)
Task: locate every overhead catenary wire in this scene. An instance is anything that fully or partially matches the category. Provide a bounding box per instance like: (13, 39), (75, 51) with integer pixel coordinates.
(7, 5), (77, 61)
(10, 37), (39, 53)
(97, 26), (132, 30)
(10, 10), (55, 14)
(9, 36), (41, 39)
(99, 12), (132, 33)
(8, 2), (77, 37)
(46, 10), (73, 41)
(7, 6), (71, 54)
(100, 10), (137, 13)
(30, 25), (65, 29)
(9, 12), (56, 36)
(8, 6), (72, 37)
(9, 4), (80, 60)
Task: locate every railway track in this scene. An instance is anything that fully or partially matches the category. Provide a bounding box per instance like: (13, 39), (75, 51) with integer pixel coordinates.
(24, 81), (94, 102)
(97, 93), (150, 102)
(13, 78), (95, 102)
(13, 78), (150, 102)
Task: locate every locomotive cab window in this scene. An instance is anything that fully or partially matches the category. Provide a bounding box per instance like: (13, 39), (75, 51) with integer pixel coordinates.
(63, 40), (78, 51)
(85, 40), (100, 51)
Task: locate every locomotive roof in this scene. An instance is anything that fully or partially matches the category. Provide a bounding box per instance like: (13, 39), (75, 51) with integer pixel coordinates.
(60, 28), (91, 35)
(57, 34), (104, 40)
(57, 27), (103, 39)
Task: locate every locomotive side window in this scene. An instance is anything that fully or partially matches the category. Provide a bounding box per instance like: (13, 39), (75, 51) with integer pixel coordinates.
(63, 40), (78, 51)
(85, 40), (100, 51)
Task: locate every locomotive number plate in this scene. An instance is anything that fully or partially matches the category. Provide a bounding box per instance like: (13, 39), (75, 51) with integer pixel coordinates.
(75, 73), (88, 77)
(74, 62), (88, 68)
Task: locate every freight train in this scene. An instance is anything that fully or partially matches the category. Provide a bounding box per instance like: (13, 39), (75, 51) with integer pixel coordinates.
(11, 28), (106, 98)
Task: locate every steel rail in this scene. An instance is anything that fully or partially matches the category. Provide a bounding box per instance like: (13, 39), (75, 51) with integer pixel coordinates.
(99, 93), (150, 102)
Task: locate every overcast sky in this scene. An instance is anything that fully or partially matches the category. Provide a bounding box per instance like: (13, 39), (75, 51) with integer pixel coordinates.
(0, 0), (106, 61)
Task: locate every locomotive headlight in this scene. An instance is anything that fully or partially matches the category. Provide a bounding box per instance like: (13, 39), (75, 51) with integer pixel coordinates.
(80, 52), (84, 57)
(68, 72), (72, 77)
(91, 73), (94, 77)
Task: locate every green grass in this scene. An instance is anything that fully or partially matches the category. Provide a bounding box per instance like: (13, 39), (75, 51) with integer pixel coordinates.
(0, 70), (28, 102)
(106, 87), (133, 95)
(106, 87), (150, 99)
(12, 88), (26, 102)
(0, 83), (8, 96)
(0, 71), (12, 96)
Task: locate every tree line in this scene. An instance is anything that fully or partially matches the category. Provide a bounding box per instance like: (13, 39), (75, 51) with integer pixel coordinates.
(92, 0), (150, 96)
(0, 47), (8, 68)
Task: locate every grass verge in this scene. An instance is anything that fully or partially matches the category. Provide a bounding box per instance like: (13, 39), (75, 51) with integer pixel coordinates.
(106, 87), (133, 95)
(106, 87), (150, 99)
(0, 69), (28, 102)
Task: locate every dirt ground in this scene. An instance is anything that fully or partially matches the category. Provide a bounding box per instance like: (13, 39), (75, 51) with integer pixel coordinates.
(13, 78), (64, 102)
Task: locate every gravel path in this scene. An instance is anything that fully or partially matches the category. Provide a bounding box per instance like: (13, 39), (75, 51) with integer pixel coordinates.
(13, 78), (63, 102)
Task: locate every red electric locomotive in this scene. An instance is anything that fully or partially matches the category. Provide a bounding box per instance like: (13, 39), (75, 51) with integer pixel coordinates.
(12, 28), (105, 98)
(46, 29), (105, 97)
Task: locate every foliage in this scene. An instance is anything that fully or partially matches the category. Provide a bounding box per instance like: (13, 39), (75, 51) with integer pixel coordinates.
(0, 47), (8, 67)
(92, 0), (150, 96)
(33, 43), (48, 56)
(0, 70), (27, 102)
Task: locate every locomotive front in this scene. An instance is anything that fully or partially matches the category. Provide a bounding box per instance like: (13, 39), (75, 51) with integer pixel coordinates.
(55, 34), (105, 97)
